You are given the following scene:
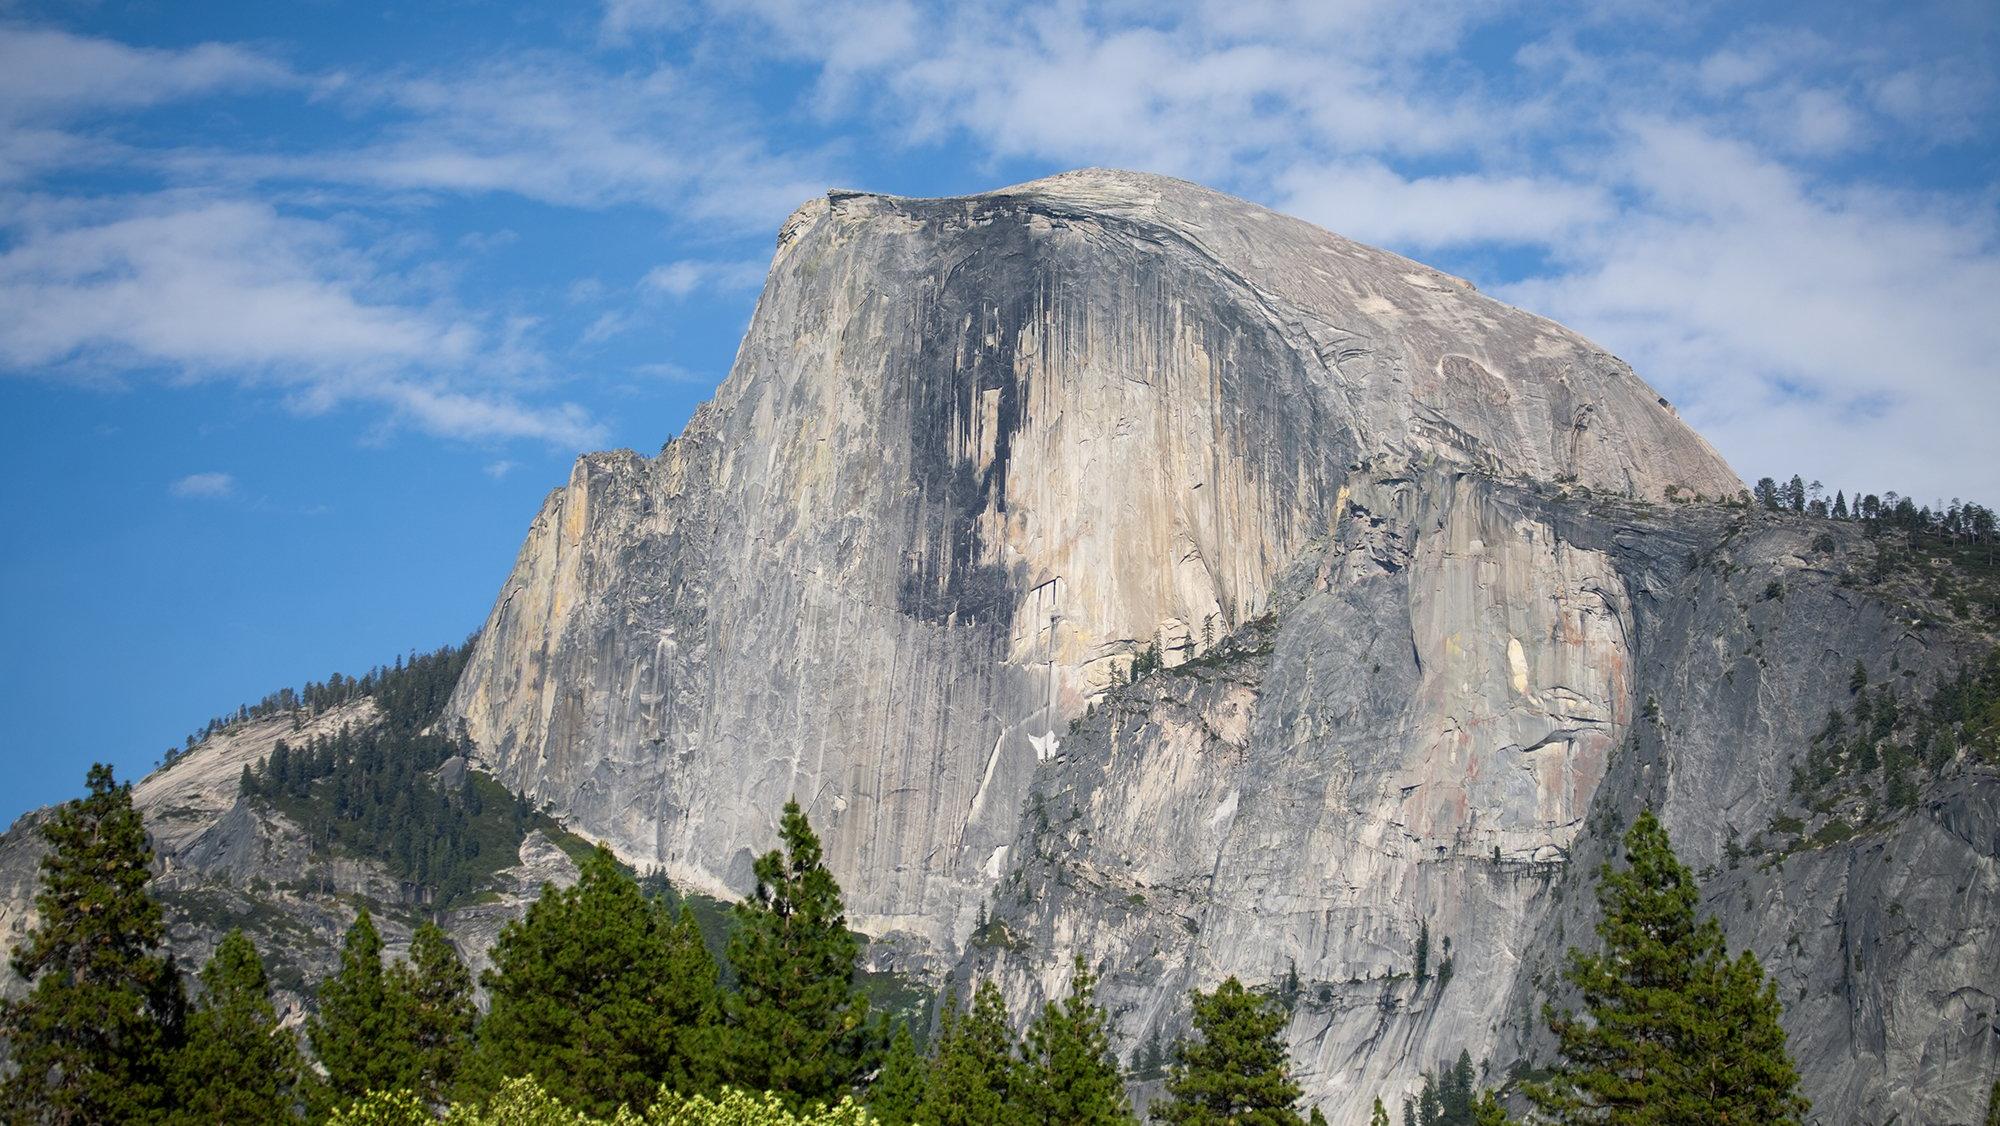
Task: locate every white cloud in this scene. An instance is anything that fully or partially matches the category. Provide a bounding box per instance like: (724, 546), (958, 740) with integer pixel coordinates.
(169, 471), (235, 498)
(247, 60), (833, 232)
(641, 258), (768, 298)
(1275, 161), (1614, 248)
(484, 459), (518, 479)
(1500, 120), (2000, 500)
(0, 25), (293, 123)
(4, 6), (1995, 504)
(600, 0), (692, 43)
(0, 193), (602, 447)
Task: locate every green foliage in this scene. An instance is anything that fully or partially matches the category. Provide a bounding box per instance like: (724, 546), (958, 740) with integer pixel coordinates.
(1404, 1052), (1484, 1126)
(726, 801), (879, 1107)
(1782, 647), (2000, 850)
(329, 1079), (884, 1126)
(328, 1088), (436, 1126)
(311, 908), (422, 1112)
(1526, 810), (1808, 1125)
(1471, 1092), (1510, 1126)
(648, 1088), (879, 1125)
(239, 642), (547, 907)
(1371, 1096), (1390, 1126)
(1130, 641), (1163, 681)
(170, 929), (305, 1123)
(919, 983), (1025, 1126)
(468, 845), (723, 1117)
(0, 763), (186, 1124)
(397, 922), (479, 1105)
(200, 638), (476, 742)
(1985, 1076), (1999, 1126)
(868, 1024), (926, 1125)
(453, 1076), (627, 1126)
(1151, 977), (1302, 1125)
(1018, 958), (1134, 1125)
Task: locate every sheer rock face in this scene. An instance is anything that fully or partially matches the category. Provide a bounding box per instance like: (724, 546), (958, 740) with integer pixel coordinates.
(448, 170), (1740, 950)
(447, 170), (1993, 1119)
(975, 483), (1998, 1125)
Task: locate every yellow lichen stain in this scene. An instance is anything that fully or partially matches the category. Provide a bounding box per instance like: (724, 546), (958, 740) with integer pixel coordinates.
(562, 479), (589, 547)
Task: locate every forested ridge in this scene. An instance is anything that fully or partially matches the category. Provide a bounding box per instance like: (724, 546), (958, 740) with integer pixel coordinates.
(163, 637), (477, 771)
(1, 760), (1868, 1125)
(1743, 474), (2000, 622)
(216, 639), (574, 908)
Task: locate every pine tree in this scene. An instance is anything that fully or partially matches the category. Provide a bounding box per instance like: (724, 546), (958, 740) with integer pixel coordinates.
(0, 764), (186, 1124)
(1437, 1051), (1475, 1124)
(1525, 809), (1809, 1125)
(1371, 1096), (1391, 1126)
(1019, 957), (1133, 1125)
(392, 922), (475, 1106)
(1309, 1110), (1328, 1126)
(467, 844), (723, 1116)
(169, 929), (304, 1123)
(726, 800), (878, 1106)
(1152, 977), (1302, 1124)
(1754, 478), (1780, 511)
(1472, 1091), (1510, 1126)
(309, 908), (420, 1111)
(920, 982), (1024, 1126)
(870, 1022), (928, 1125)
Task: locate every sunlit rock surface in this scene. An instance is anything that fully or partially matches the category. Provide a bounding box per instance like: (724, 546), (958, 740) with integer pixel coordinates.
(2, 170), (1987, 1123)
(448, 169), (1739, 941)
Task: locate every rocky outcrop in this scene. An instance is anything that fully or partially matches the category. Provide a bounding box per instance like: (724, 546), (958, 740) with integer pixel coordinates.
(448, 169), (1741, 954)
(968, 471), (1998, 1122)
(443, 169), (1999, 1120)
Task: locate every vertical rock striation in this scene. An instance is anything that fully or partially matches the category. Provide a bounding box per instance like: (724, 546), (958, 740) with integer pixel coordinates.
(445, 169), (1991, 1120)
(448, 169), (1738, 946)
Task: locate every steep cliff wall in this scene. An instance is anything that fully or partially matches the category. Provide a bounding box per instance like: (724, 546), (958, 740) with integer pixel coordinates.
(448, 170), (1742, 959)
(970, 472), (1998, 1123)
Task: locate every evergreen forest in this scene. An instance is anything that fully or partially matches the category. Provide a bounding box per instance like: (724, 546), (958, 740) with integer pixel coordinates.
(0, 760), (1856, 1125)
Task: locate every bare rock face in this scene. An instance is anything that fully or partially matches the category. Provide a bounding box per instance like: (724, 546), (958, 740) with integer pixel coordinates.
(449, 170), (1741, 952)
(973, 473), (1999, 1123)
(438, 170), (2000, 1117)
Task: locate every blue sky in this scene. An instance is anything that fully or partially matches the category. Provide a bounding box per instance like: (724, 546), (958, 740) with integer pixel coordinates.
(1, 0), (1995, 822)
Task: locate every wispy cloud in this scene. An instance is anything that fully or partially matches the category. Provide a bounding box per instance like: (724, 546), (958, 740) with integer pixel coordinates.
(169, 471), (236, 498)
(641, 258), (768, 298)
(0, 192), (601, 446)
(199, 58), (835, 232)
(0, 25), (294, 124)
(1274, 161), (1615, 249)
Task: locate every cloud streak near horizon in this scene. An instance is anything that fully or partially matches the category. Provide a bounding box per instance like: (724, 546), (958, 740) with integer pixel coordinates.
(0, 2), (1995, 499)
